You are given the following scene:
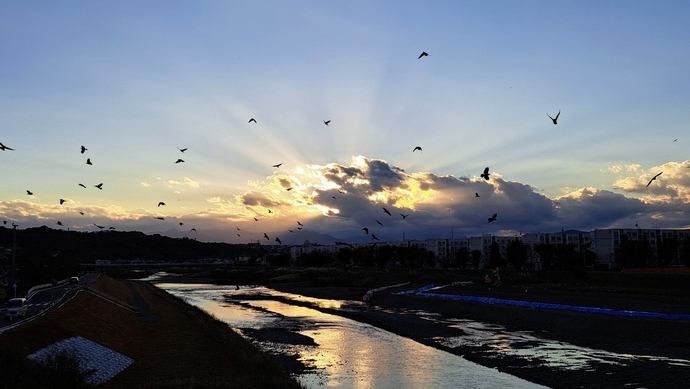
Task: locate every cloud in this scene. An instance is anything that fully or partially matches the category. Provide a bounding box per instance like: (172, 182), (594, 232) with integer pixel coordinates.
(3, 157), (689, 243)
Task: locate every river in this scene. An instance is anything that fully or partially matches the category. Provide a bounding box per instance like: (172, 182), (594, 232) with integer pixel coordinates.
(153, 280), (548, 388)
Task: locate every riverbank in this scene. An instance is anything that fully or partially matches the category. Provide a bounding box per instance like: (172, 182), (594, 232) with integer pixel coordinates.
(0, 274), (303, 388)
(264, 272), (690, 389)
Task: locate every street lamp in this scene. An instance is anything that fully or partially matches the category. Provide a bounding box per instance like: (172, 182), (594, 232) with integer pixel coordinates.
(11, 223), (17, 298)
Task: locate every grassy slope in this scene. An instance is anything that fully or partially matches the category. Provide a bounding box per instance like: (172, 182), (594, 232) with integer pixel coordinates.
(0, 275), (303, 389)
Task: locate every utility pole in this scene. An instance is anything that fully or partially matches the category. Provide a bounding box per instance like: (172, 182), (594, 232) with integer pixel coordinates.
(11, 223), (17, 298)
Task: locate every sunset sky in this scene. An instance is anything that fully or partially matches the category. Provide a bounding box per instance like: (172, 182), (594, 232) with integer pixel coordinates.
(1, 2), (689, 244)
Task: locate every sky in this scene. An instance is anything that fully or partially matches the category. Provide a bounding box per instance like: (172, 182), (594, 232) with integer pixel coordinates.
(1, 1), (689, 245)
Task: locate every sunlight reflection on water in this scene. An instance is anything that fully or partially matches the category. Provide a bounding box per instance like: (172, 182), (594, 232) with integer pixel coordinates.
(157, 283), (547, 389)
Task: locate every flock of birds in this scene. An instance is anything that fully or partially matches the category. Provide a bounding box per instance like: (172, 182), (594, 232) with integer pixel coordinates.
(0, 51), (669, 245)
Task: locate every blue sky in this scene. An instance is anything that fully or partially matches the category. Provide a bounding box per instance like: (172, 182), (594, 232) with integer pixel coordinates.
(1, 1), (689, 244)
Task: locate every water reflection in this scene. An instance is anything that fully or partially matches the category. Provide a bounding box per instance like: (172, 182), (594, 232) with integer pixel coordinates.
(157, 283), (546, 389)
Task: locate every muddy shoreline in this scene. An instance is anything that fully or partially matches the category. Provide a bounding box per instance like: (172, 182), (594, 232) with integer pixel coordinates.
(264, 281), (690, 389)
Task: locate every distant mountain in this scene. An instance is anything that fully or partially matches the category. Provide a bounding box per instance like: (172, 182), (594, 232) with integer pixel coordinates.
(152, 228), (340, 246)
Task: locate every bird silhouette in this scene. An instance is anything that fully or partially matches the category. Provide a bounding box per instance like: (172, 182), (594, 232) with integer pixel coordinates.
(297, 221), (303, 226)
(94, 183), (103, 190)
(109, 227), (115, 230)
(59, 199), (66, 205)
(268, 209), (273, 213)
(158, 202), (166, 207)
(418, 51), (429, 59)
(56, 221), (63, 226)
(179, 222), (184, 226)
(175, 159), (185, 164)
(0, 142), (15, 151)
(376, 220), (383, 226)
(237, 234), (241, 237)
(78, 183), (86, 188)
(383, 207), (391, 216)
(362, 227), (369, 234)
(275, 237), (282, 244)
(475, 192), (480, 198)
(93, 223), (105, 229)
(178, 147), (187, 152)
(413, 146), (422, 152)
(488, 213), (497, 223)
(288, 229), (295, 233)
(86, 158), (92, 165)
(263, 233), (269, 240)
(79, 212), (84, 215)
(548, 110), (560, 125)
(80, 145), (87, 154)
(286, 187), (293, 191)
(272, 163), (282, 168)
(481, 167), (490, 180)
(190, 228), (197, 233)
(248, 118), (257, 123)
(646, 172), (663, 187)
(254, 217), (259, 221)
(154, 217), (165, 220)
(26, 190), (33, 195)
(324, 120), (331, 125)
(400, 213), (409, 219)
(237, 226), (241, 230)
(371, 234), (380, 240)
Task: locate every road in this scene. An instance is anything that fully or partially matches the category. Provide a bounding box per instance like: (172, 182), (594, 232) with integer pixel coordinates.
(0, 273), (98, 329)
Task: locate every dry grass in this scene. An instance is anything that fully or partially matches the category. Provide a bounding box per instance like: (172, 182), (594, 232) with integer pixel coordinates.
(0, 274), (303, 389)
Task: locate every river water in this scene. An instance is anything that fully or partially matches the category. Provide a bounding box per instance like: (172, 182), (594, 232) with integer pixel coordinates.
(152, 279), (690, 388)
(154, 280), (547, 388)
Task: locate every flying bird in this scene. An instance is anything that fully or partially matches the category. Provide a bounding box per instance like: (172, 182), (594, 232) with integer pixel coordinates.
(78, 183), (86, 188)
(286, 187), (293, 191)
(56, 221), (63, 226)
(371, 234), (380, 240)
(383, 207), (391, 216)
(154, 217), (165, 220)
(297, 221), (303, 226)
(400, 213), (409, 219)
(646, 172), (663, 187)
(272, 163), (282, 168)
(80, 145), (87, 154)
(190, 228), (197, 233)
(481, 167), (490, 180)
(175, 159), (185, 164)
(376, 220), (383, 226)
(59, 199), (66, 205)
(158, 202), (166, 207)
(488, 213), (497, 223)
(413, 146), (422, 152)
(362, 227), (369, 234)
(86, 158), (92, 165)
(475, 192), (480, 198)
(26, 190), (33, 195)
(179, 222), (184, 226)
(248, 118), (257, 123)
(79, 212), (84, 215)
(93, 223), (105, 229)
(254, 217), (259, 221)
(418, 51), (429, 59)
(275, 237), (282, 244)
(288, 229), (295, 233)
(0, 142), (15, 151)
(237, 234), (241, 237)
(324, 120), (331, 125)
(177, 147), (187, 152)
(237, 226), (241, 230)
(263, 233), (269, 240)
(548, 110), (560, 125)
(94, 183), (103, 190)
